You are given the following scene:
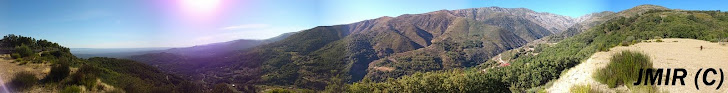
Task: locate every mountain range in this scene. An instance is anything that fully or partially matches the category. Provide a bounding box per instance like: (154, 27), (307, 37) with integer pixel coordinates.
(125, 6), (596, 90)
(14, 4), (727, 92)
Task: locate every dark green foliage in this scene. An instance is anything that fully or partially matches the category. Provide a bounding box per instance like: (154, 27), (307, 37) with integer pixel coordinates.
(348, 9), (728, 92)
(594, 51), (652, 88)
(83, 57), (199, 93)
(211, 83), (237, 93)
(251, 26), (351, 89)
(14, 45), (33, 58)
(323, 75), (346, 92)
(9, 71), (38, 91)
(494, 9), (728, 91)
(366, 53), (443, 81)
(2, 34), (70, 52)
(11, 53), (21, 59)
(266, 89), (294, 93)
(43, 59), (70, 82)
(3, 34), (78, 66)
(171, 81), (205, 93)
(622, 36), (635, 46)
(348, 69), (508, 93)
(60, 86), (82, 93)
(2, 34), (200, 93)
(67, 65), (99, 89)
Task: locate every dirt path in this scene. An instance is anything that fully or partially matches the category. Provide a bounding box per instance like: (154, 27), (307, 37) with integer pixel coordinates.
(0, 54), (51, 84)
(546, 50), (615, 93)
(547, 38), (728, 93)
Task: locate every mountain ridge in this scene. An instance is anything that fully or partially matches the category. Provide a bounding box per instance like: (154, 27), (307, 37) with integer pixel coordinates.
(127, 6), (587, 90)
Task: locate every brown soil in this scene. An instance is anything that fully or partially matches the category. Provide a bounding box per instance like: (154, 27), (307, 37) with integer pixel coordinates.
(547, 38), (728, 93)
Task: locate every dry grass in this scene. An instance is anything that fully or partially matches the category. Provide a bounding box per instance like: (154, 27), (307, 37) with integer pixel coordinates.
(548, 38), (728, 93)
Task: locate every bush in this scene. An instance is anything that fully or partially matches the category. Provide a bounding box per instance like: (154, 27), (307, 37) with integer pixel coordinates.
(621, 36), (635, 46)
(18, 61), (27, 65)
(655, 39), (664, 42)
(9, 71), (38, 91)
(594, 51), (652, 88)
(60, 86), (82, 93)
(347, 69), (508, 93)
(68, 72), (97, 90)
(13, 45), (33, 58)
(43, 61), (70, 82)
(211, 83), (237, 93)
(266, 88), (294, 93)
(11, 53), (21, 59)
(66, 65), (101, 90)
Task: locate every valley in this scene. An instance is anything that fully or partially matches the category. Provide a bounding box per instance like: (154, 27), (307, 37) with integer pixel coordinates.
(2, 3), (727, 93)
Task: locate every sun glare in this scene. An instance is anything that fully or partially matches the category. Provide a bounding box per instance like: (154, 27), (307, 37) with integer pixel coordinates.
(181, 0), (221, 13)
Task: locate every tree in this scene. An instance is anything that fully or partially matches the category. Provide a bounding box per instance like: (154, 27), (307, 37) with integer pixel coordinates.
(14, 45), (33, 58)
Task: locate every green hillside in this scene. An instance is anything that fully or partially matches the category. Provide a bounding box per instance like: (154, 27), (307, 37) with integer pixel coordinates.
(0, 35), (205, 93)
(346, 5), (728, 92)
(191, 7), (571, 91)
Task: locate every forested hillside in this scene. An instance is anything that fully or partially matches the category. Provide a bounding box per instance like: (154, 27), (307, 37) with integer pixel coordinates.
(347, 5), (728, 92)
(129, 6), (581, 91)
(0, 35), (209, 93)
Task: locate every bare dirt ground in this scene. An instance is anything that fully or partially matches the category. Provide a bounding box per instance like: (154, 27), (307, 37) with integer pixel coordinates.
(547, 38), (728, 93)
(0, 54), (55, 93)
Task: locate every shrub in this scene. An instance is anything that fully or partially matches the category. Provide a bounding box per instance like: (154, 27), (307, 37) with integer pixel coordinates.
(9, 71), (39, 91)
(18, 61), (28, 65)
(347, 69), (508, 93)
(655, 39), (664, 42)
(60, 86), (82, 93)
(11, 53), (21, 59)
(653, 36), (663, 39)
(67, 65), (100, 90)
(594, 51), (652, 88)
(14, 58), (22, 63)
(621, 36), (635, 46)
(211, 83), (237, 93)
(13, 45), (33, 58)
(620, 42), (630, 46)
(266, 88), (294, 93)
(43, 61), (70, 82)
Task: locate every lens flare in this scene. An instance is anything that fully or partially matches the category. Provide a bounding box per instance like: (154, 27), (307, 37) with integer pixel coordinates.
(0, 75), (9, 93)
(170, 0), (230, 31)
(180, 0), (221, 14)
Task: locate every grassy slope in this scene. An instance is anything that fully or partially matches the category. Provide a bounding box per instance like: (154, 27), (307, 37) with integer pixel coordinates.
(1, 35), (201, 93)
(205, 8), (557, 91)
(347, 6), (728, 92)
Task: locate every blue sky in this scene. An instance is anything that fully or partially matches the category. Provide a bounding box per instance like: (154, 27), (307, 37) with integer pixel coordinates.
(0, 0), (726, 48)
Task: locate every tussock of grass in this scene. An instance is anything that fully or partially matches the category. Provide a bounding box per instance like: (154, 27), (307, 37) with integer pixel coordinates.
(60, 86), (82, 93)
(594, 51), (652, 88)
(570, 84), (600, 93)
(9, 71), (38, 91)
